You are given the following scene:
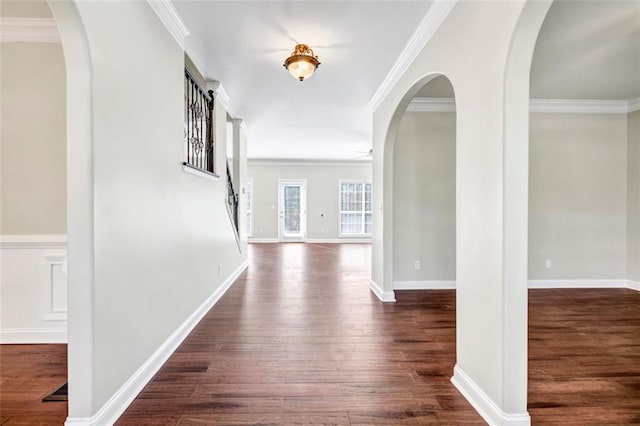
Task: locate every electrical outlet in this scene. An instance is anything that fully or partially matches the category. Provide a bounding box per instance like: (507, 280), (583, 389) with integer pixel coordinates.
(545, 259), (552, 269)
(321, 229), (325, 234)
(415, 261), (421, 270)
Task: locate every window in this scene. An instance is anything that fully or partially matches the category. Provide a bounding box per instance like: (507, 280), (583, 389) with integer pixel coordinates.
(339, 180), (372, 236)
(245, 178), (253, 236)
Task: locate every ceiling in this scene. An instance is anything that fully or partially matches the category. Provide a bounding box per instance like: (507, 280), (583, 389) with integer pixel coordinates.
(4, 1), (638, 160)
(531, 0), (639, 100)
(174, 1), (433, 160)
(416, 1), (640, 101)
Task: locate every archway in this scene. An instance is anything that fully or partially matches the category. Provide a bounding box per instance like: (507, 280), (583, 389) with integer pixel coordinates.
(517, 0), (640, 421)
(392, 75), (456, 292)
(47, 0), (95, 420)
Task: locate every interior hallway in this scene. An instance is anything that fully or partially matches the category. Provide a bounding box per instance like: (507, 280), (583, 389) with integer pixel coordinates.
(2, 244), (639, 424)
(117, 243), (482, 424)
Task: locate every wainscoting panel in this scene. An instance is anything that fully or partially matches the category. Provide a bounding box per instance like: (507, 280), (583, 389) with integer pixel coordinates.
(0, 235), (67, 343)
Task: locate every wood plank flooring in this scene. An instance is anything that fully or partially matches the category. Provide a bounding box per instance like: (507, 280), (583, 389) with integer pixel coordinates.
(1, 243), (639, 424)
(118, 243), (482, 425)
(0, 344), (67, 425)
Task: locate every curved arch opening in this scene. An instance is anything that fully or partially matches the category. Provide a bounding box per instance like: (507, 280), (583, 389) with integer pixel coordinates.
(524, 0), (640, 421)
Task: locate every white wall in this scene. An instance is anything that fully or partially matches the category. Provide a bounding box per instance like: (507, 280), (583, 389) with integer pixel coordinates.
(392, 110), (629, 283)
(247, 162), (372, 241)
(393, 111), (456, 282)
(0, 39), (68, 342)
(529, 113), (628, 279)
(66, 0), (246, 416)
(1, 42), (67, 234)
(628, 110), (640, 283)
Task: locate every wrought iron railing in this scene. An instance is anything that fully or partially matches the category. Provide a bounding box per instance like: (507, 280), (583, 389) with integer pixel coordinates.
(226, 162), (239, 232)
(184, 69), (215, 174)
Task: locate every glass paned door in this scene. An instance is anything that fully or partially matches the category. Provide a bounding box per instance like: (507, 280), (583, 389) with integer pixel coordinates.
(279, 180), (306, 240)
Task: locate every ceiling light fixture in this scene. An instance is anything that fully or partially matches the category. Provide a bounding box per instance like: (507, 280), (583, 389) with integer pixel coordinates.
(283, 44), (320, 82)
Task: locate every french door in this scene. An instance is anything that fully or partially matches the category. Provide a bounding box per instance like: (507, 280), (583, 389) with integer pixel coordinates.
(278, 180), (307, 241)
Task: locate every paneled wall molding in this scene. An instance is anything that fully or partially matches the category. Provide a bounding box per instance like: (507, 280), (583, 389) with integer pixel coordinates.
(0, 18), (60, 43)
(0, 234), (67, 249)
(64, 259), (249, 426)
(146, 0), (190, 49)
(368, 0), (458, 112)
(1, 236), (68, 343)
(408, 97), (640, 114)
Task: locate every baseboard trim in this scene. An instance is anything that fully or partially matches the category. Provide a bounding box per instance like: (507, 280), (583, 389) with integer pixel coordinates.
(527, 279), (629, 289)
(394, 280), (455, 290)
(451, 365), (530, 426)
(625, 280), (640, 291)
(64, 259), (249, 426)
(248, 238), (279, 243)
(389, 279), (639, 291)
(306, 238), (372, 244)
(369, 280), (396, 302)
(0, 328), (67, 344)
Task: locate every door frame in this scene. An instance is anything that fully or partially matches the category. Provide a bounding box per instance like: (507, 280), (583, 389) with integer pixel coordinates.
(277, 179), (307, 242)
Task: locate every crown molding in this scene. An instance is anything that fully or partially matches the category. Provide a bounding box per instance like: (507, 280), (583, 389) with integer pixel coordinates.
(248, 159), (372, 167)
(0, 18), (60, 43)
(146, 0), (190, 49)
(628, 97), (640, 113)
(529, 98), (630, 114)
(407, 97), (640, 114)
(240, 121), (250, 137)
(407, 97), (456, 112)
(368, 0), (457, 113)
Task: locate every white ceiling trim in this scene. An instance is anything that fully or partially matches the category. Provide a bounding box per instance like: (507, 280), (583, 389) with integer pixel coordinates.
(407, 98), (456, 112)
(248, 159), (372, 167)
(367, 0), (457, 113)
(147, 0), (190, 49)
(240, 121), (250, 138)
(0, 18), (59, 43)
(530, 99), (632, 114)
(409, 97), (639, 114)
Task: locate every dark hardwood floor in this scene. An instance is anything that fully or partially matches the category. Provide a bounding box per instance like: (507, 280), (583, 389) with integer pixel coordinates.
(0, 344), (67, 425)
(2, 243), (639, 424)
(528, 288), (640, 424)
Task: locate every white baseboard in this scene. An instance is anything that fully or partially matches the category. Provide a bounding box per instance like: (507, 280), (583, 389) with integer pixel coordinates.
(451, 365), (530, 426)
(0, 328), (67, 344)
(248, 238), (371, 244)
(248, 238), (279, 243)
(306, 238), (372, 244)
(394, 280), (455, 290)
(527, 279), (629, 289)
(625, 280), (640, 291)
(64, 259), (249, 426)
(390, 279), (639, 291)
(369, 280), (396, 302)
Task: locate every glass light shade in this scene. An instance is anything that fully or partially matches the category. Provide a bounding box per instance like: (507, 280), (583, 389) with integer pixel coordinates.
(283, 44), (320, 82)
(286, 57), (317, 81)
